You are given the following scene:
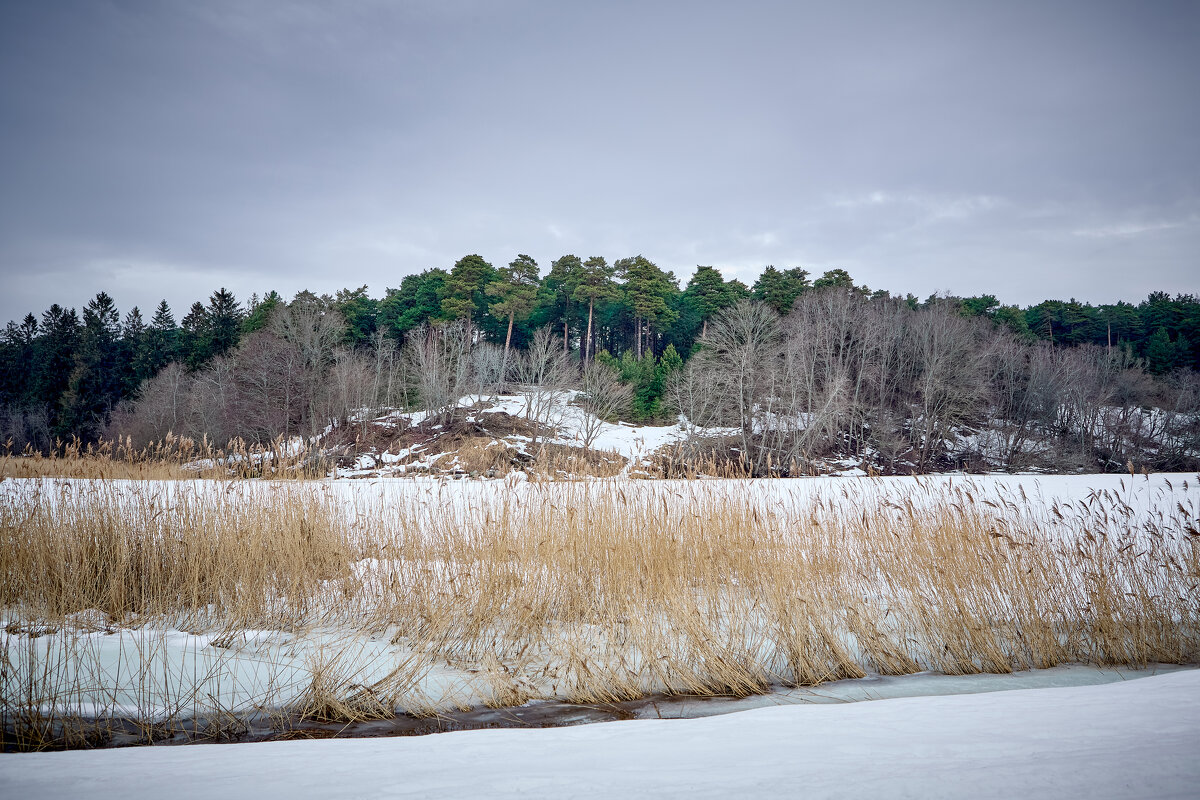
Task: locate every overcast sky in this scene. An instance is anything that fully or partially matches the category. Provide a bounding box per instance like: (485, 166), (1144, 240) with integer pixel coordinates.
(1, 0), (1197, 325)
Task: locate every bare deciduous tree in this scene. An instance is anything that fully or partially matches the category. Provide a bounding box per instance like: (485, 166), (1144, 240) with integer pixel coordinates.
(703, 300), (782, 472)
(514, 327), (573, 452)
(578, 360), (632, 452)
(403, 321), (472, 427)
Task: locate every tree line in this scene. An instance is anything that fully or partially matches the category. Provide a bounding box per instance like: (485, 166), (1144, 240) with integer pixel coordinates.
(1, 253), (1197, 469)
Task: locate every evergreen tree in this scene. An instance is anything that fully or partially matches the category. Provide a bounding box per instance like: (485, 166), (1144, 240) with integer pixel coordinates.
(0, 314), (38, 409)
(1145, 327), (1176, 374)
(617, 256), (679, 358)
(122, 306), (149, 393)
(335, 286), (379, 348)
(598, 344), (681, 421)
(538, 254), (584, 354)
(811, 268), (856, 291)
(145, 300), (179, 375)
(571, 256), (617, 363)
(180, 301), (209, 369)
(488, 254), (540, 368)
(440, 254), (496, 330)
(243, 291), (282, 334)
(379, 270), (449, 338)
(1099, 302), (1143, 350)
(751, 266), (810, 314)
(62, 292), (122, 440)
(206, 288), (242, 358)
(35, 305), (80, 432)
(686, 265), (746, 337)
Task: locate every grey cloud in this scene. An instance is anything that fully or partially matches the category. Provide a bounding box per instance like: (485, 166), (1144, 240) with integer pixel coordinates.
(1, 0), (1197, 323)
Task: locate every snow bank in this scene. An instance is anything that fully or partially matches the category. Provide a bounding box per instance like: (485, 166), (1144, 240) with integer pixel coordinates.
(3, 669), (1197, 799)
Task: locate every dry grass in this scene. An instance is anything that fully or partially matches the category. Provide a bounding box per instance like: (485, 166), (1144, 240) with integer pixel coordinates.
(1, 435), (330, 481)
(3, 475), (1198, 749)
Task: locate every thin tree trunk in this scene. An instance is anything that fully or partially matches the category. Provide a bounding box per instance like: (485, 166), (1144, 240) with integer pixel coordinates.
(585, 299), (594, 364)
(563, 319), (569, 355)
(502, 312), (515, 387)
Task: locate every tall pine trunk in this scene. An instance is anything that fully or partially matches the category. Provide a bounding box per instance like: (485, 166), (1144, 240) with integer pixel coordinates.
(501, 312), (515, 387)
(585, 299), (594, 364)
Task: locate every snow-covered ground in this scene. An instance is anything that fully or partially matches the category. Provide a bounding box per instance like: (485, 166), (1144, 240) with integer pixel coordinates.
(10, 470), (1199, 522)
(349, 391), (717, 476)
(3, 669), (1198, 799)
(332, 391), (1200, 478)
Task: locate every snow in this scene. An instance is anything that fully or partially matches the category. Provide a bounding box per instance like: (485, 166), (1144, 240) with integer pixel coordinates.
(3, 669), (1198, 799)
(344, 392), (727, 476)
(10, 471), (1194, 533)
(0, 623), (468, 721)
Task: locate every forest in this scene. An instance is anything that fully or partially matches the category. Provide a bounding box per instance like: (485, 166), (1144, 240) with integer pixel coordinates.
(1, 254), (1198, 474)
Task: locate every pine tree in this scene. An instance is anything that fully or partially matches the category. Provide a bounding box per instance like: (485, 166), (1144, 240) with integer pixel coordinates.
(35, 305), (80, 433)
(488, 254), (540, 370)
(539, 255), (584, 355)
(752, 266), (810, 314)
(335, 286), (379, 348)
(812, 268), (855, 290)
(379, 270), (448, 338)
(440, 255), (496, 330)
(571, 256), (616, 363)
(617, 256), (679, 359)
(0, 314), (38, 409)
(686, 265), (746, 337)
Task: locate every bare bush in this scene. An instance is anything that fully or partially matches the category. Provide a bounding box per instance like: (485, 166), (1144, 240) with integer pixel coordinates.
(701, 301), (782, 471)
(578, 361), (632, 452)
(514, 327), (574, 452)
(402, 321), (472, 427)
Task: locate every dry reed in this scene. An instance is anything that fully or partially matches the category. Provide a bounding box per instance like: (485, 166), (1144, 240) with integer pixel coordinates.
(3, 474), (1198, 749)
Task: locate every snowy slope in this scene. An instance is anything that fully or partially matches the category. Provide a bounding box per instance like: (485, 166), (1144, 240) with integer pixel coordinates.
(3, 669), (1198, 799)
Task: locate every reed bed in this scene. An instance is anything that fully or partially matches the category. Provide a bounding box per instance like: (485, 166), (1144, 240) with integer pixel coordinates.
(1, 435), (330, 481)
(3, 475), (1198, 749)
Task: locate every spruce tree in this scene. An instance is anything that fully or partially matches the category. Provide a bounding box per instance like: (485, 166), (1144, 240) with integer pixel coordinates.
(243, 291), (282, 334)
(122, 306), (149, 392)
(35, 305), (80, 434)
(146, 300), (179, 374)
(205, 288), (242, 358)
(180, 301), (209, 369)
(62, 292), (122, 440)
